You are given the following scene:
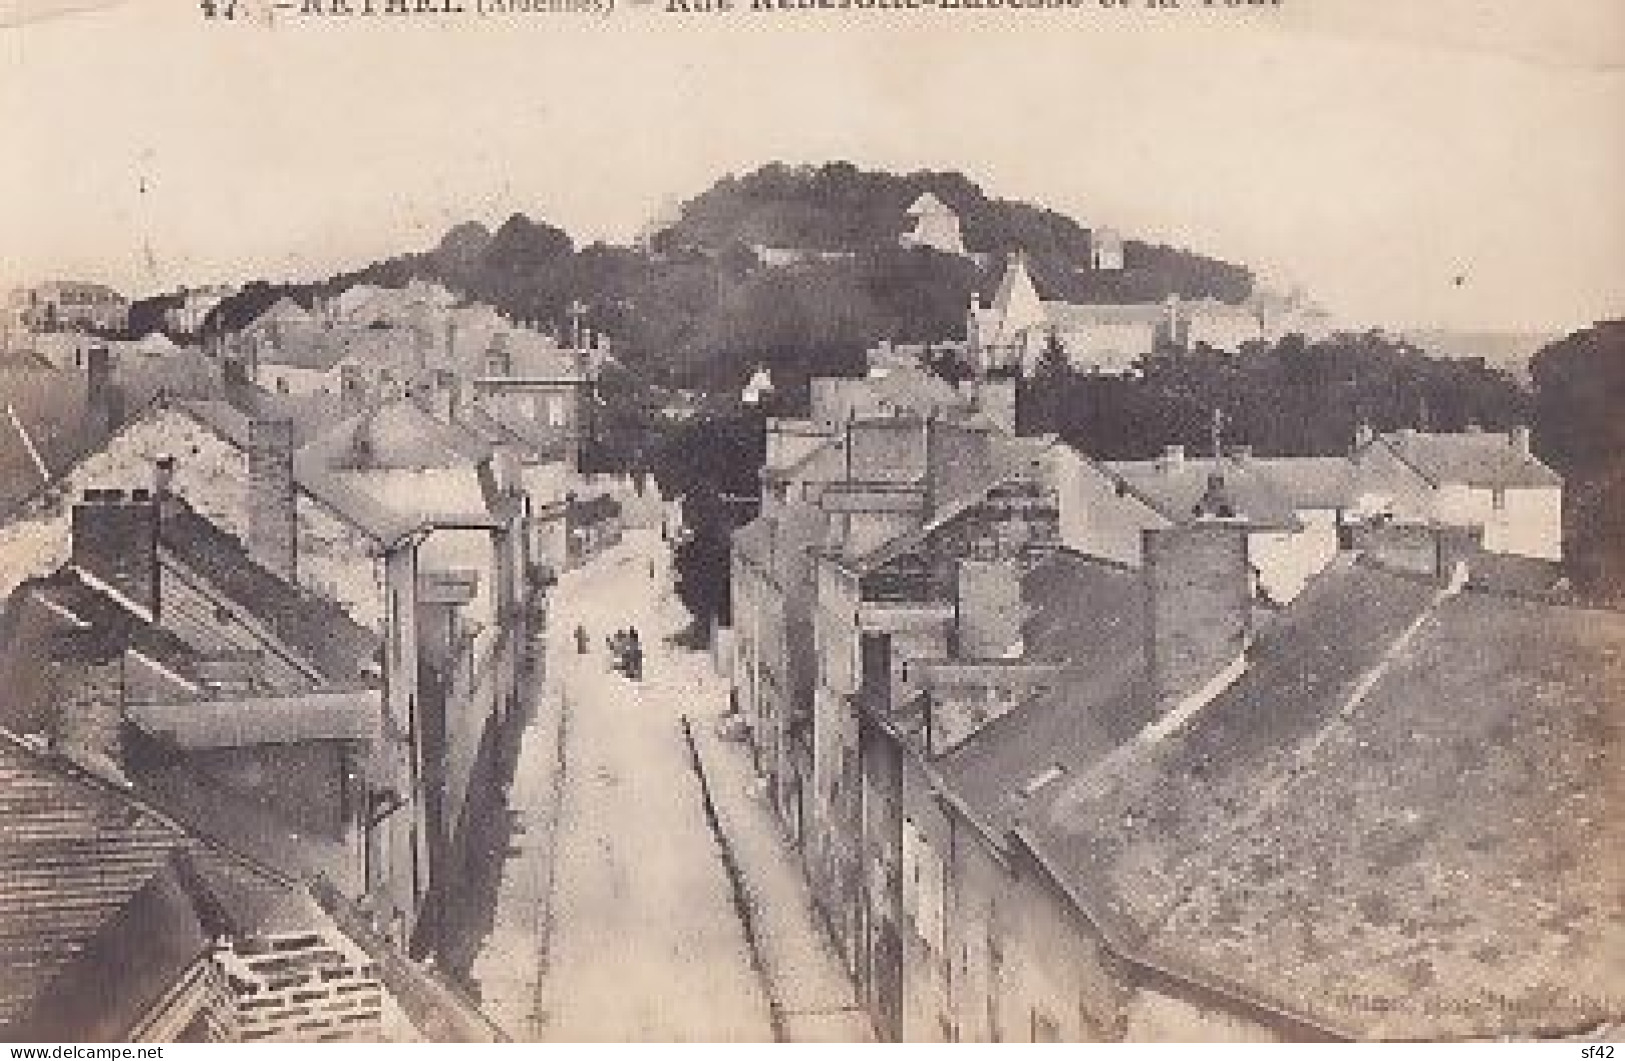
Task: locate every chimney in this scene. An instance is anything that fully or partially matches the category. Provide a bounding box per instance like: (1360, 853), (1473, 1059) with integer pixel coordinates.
(1433, 522), (1483, 587)
(1230, 444), (1253, 462)
(1353, 421), (1375, 453)
(49, 632), (128, 783)
(247, 418), (297, 583)
(1510, 424), (1532, 455)
(956, 558), (1024, 660)
(84, 345), (117, 435)
(71, 490), (159, 617)
(1159, 444), (1186, 473)
(1143, 519), (1252, 706)
(153, 454), (176, 498)
(340, 363), (366, 417)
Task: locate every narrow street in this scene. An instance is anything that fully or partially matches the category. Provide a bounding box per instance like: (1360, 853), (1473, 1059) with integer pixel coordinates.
(466, 528), (867, 1042)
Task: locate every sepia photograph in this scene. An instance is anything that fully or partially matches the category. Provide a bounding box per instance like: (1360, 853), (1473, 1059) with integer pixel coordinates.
(0, 0), (1621, 1045)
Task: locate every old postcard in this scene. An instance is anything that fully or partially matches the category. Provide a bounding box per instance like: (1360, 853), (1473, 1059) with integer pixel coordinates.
(0, 0), (1621, 1044)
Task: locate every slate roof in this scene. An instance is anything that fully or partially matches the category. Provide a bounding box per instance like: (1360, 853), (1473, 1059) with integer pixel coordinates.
(26, 566), (200, 681)
(934, 551), (1151, 841)
(1103, 456), (1303, 531)
(1244, 455), (1361, 511)
(1014, 561), (1624, 1040)
(0, 735), (318, 1038)
(319, 399), (493, 472)
(157, 498), (380, 686)
(734, 502), (827, 590)
(0, 363), (93, 510)
(1374, 429), (1561, 490)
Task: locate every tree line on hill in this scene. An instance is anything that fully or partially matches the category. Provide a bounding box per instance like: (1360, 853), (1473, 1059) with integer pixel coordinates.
(125, 162), (1254, 397)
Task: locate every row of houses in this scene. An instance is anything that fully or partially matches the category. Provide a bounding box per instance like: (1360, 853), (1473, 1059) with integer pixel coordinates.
(0, 285), (626, 1040)
(226, 282), (604, 470)
(730, 344), (1618, 1041)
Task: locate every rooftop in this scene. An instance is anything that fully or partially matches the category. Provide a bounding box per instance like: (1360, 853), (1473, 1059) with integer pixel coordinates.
(158, 498), (380, 686)
(1103, 455), (1302, 531)
(1373, 429), (1561, 490)
(1017, 561), (1623, 1039)
(0, 734), (320, 1039)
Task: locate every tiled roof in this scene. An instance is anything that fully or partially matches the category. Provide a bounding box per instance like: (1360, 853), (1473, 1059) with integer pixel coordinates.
(1375, 429), (1561, 490)
(158, 498), (380, 686)
(1020, 561), (1625, 1039)
(1244, 455), (1361, 511)
(0, 735), (317, 1037)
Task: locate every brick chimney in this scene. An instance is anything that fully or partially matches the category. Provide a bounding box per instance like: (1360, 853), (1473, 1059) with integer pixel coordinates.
(1143, 516), (1252, 706)
(83, 345), (119, 435)
(71, 489), (159, 616)
(49, 631), (128, 782)
(1510, 424), (1532, 456)
(247, 418), (297, 583)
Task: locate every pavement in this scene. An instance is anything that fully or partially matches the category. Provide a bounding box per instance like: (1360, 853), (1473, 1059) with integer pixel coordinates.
(465, 528), (869, 1042)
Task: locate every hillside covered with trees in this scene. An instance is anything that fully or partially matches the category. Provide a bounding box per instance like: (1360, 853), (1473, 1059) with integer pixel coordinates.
(146, 162), (1254, 394)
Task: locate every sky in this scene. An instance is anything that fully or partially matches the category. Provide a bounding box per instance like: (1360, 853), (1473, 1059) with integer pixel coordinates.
(1, 0), (1622, 333)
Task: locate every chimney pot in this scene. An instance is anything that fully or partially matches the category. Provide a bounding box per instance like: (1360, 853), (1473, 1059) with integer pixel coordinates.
(1161, 444), (1186, 470)
(153, 455), (176, 496)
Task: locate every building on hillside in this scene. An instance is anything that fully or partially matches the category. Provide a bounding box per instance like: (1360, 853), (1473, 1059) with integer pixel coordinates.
(899, 193), (968, 257)
(967, 253), (1335, 376)
(1089, 227), (1125, 271)
(967, 251), (1170, 376)
(749, 245), (858, 269)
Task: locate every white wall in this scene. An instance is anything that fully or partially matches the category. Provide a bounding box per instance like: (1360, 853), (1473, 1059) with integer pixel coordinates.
(1249, 510), (1340, 604)
(1048, 447), (1166, 567)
